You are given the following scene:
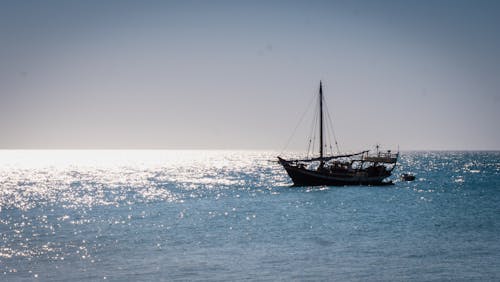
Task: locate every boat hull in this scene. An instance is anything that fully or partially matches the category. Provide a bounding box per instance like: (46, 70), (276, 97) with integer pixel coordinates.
(279, 160), (392, 186)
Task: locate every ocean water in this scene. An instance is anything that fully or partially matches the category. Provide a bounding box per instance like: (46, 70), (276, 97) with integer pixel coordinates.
(0, 150), (499, 281)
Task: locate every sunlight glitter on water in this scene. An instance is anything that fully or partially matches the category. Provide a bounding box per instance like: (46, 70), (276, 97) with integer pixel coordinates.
(1, 151), (500, 280)
(0, 150), (286, 263)
(0, 150), (285, 211)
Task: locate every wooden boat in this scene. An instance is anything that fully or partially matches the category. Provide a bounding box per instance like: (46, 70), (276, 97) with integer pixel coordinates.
(278, 81), (398, 186)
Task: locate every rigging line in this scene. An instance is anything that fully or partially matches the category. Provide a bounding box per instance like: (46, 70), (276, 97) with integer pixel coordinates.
(306, 139), (312, 159)
(279, 90), (316, 155)
(309, 103), (319, 158)
(323, 116), (329, 156)
(306, 92), (319, 158)
(311, 132), (316, 159)
(324, 118), (334, 156)
(310, 96), (319, 158)
(327, 120), (335, 156)
(307, 97), (319, 158)
(324, 115), (332, 156)
(323, 98), (341, 153)
(327, 116), (335, 155)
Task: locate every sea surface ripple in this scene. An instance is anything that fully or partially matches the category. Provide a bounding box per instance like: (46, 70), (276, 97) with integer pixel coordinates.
(0, 150), (499, 281)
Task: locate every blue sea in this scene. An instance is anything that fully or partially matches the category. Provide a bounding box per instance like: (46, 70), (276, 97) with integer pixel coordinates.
(0, 150), (499, 281)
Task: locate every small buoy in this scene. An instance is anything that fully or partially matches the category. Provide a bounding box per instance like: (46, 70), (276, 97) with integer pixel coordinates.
(401, 173), (416, 181)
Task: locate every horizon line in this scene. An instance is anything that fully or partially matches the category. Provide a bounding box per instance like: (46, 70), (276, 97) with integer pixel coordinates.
(0, 148), (499, 152)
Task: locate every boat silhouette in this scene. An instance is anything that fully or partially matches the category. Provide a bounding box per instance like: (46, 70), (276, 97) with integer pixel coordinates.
(278, 81), (398, 186)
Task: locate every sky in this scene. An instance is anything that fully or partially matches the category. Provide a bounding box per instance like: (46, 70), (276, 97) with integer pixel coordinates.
(1, 0), (499, 151)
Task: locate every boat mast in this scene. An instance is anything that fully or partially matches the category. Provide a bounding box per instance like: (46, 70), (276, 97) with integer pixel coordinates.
(319, 81), (324, 167)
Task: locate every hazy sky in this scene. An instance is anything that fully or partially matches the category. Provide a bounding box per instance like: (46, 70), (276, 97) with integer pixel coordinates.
(1, 0), (499, 150)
